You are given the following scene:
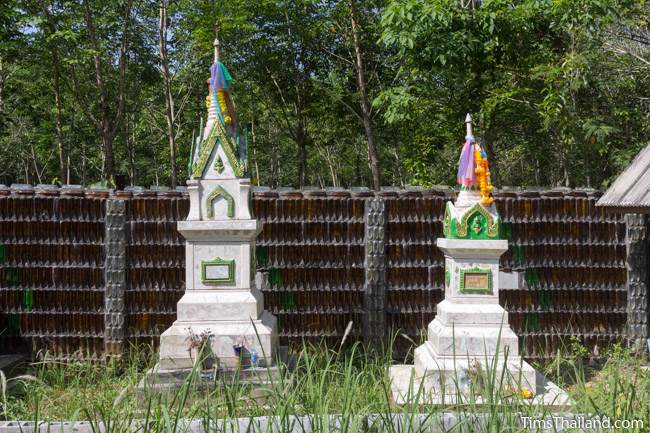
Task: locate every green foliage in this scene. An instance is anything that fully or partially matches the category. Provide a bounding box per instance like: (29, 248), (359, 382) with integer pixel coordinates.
(380, 0), (650, 187)
(0, 1), (649, 188)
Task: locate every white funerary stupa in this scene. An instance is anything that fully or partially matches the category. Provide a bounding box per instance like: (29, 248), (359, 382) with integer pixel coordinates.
(148, 34), (278, 385)
(390, 115), (567, 405)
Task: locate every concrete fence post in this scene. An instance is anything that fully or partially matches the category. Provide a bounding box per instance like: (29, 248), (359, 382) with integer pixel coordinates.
(363, 198), (387, 350)
(104, 198), (127, 356)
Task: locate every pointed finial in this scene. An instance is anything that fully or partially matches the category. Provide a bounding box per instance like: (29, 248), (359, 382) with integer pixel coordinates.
(213, 20), (221, 63)
(465, 113), (473, 138)
(213, 37), (220, 63)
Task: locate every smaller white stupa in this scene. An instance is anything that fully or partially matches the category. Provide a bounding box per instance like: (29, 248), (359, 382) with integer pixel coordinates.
(390, 115), (566, 405)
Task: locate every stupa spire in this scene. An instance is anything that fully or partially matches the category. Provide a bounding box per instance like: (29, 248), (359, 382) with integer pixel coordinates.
(213, 20), (221, 63)
(214, 37), (220, 62)
(190, 26), (247, 180)
(456, 113), (494, 206)
(465, 113), (473, 138)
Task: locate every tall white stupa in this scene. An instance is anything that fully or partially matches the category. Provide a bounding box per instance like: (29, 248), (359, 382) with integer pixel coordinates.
(151, 33), (278, 381)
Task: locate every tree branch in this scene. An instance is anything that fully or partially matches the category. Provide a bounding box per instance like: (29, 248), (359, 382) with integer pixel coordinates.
(111, 0), (133, 140)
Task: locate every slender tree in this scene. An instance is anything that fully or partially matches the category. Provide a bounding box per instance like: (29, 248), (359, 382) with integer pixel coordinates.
(348, 0), (381, 190)
(74, 0), (132, 182)
(159, 0), (178, 188)
(0, 54), (5, 117)
(41, 0), (67, 183)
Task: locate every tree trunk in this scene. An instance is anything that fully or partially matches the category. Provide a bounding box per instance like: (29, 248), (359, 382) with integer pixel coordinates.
(0, 55), (4, 116)
(29, 140), (42, 184)
(52, 47), (67, 183)
(42, 0), (67, 183)
(83, 0), (112, 179)
(349, 0), (381, 191)
(296, 114), (308, 188)
(82, 0), (132, 183)
(324, 146), (338, 187)
(251, 119), (260, 184)
(126, 113), (136, 185)
(159, 0), (177, 188)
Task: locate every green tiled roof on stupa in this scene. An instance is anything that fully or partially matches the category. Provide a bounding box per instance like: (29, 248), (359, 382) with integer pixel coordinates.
(191, 118), (245, 178)
(443, 201), (502, 240)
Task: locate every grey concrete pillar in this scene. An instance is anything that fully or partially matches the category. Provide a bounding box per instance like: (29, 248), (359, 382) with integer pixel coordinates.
(104, 199), (127, 355)
(363, 198), (387, 350)
(625, 213), (648, 351)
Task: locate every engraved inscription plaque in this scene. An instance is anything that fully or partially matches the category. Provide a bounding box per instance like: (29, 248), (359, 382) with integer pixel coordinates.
(464, 273), (488, 290)
(201, 257), (235, 285)
(459, 267), (493, 294)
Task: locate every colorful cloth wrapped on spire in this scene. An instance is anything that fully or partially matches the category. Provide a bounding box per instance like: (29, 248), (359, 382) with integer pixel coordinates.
(210, 62), (237, 131)
(211, 61), (232, 90)
(457, 134), (478, 188)
(456, 133), (494, 205)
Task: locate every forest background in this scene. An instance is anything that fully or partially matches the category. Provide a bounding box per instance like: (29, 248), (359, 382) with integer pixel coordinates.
(0, 0), (649, 190)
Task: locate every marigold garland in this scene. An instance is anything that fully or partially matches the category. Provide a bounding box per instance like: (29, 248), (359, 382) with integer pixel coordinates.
(217, 89), (232, 124)
(474, 143), (494, 205)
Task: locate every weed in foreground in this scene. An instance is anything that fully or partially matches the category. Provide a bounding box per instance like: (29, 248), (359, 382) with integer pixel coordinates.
(1, 337), (648, 433)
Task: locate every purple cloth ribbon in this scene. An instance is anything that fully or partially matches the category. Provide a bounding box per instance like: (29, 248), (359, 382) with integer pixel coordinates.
(457, 135), (477, 187)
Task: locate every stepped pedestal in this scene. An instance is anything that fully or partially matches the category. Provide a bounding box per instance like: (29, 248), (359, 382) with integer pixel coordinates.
(157, 217), (278, 371)
(389, 200), (566, 405)
(411, 239), (536, 398)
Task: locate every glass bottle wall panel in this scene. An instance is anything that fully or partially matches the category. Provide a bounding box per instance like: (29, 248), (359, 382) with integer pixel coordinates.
(254, 190), (367, 347)
(124, 191), (187, 348)
(0, 188), (105, 358)
(0, 187), (628, 361)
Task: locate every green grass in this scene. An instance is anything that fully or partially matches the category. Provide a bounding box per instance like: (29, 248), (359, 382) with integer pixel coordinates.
(1, 338), (649, 433)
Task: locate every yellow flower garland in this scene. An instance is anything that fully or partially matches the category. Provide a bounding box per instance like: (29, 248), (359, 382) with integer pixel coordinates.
(474, 144), (494, 205)
(217, 89), (232, 124)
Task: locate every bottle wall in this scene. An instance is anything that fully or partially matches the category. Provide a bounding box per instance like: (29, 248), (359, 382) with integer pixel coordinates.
(0, 186), (105, 358)
(0, 186), (629, 361)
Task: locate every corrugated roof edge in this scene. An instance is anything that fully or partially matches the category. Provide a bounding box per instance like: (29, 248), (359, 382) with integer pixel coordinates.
(597, 142), (650, 210)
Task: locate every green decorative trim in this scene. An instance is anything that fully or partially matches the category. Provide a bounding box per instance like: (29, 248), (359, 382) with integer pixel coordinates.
(445, 266), (451, 288)
(446, 202), (501, 240)
(191, 121), (245, 178)
(214, 156), (225, 173)
(457, 203), (498, 238)
(459, 267), (493, 295)
(205, 185), (235, 219)
(201, 257), (235, 285)
(443, 203), (452, 238)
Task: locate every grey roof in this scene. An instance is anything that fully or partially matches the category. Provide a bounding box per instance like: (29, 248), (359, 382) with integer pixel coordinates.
(597, 142), (650, 211)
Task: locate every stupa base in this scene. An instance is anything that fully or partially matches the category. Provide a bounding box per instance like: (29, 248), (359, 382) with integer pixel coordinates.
(137, 346), (292, 399)
(389, 364), (570, 408)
